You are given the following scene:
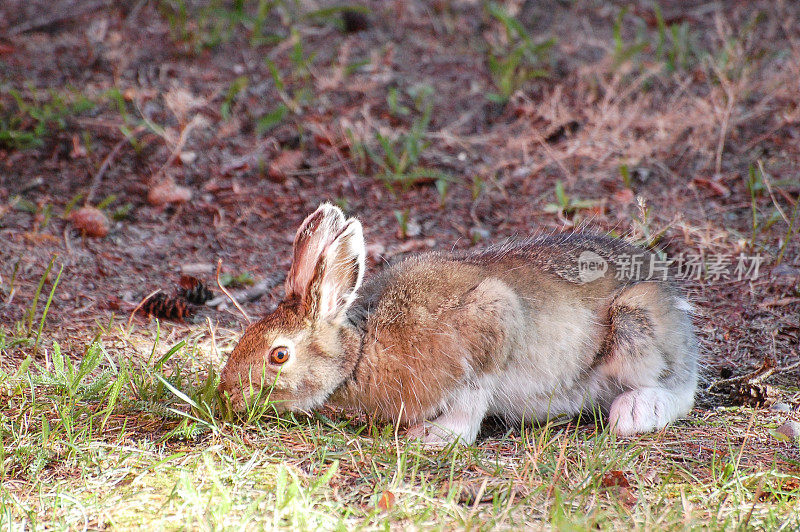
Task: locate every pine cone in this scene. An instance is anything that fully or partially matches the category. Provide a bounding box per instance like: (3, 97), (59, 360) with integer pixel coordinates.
(179, 275), (213, 305)
(140, 293), (190, 321)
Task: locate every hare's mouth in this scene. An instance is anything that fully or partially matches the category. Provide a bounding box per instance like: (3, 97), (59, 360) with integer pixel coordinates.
(247, 387), (326, 415)
(279, 390), (330, 414)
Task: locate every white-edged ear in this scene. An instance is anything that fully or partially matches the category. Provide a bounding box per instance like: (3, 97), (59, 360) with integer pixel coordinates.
(285, 203), (346, 299)
(310, 218), (365, 321)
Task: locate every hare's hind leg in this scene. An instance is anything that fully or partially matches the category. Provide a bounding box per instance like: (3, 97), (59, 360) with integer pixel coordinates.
(598, 282), (698, 436)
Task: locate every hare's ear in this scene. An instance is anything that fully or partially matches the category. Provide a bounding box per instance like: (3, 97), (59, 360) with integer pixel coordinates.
(307, 219), (365, 321)
(285, 203), (346, 299)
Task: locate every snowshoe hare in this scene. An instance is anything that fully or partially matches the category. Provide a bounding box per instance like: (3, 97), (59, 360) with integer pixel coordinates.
(218, 203), (698, 445)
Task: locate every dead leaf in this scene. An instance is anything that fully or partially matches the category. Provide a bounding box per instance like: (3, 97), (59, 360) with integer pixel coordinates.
(377, 490), (395, 511)
(164, 87), (205, 125)
(268, 150), (304, 182)
(70, 134), (87, 159)
(617, 487), (638, 508)
(613, 188), (635, 205)
(601, 470), (631, 488)
(692, 177), (730, 197)
(456, 482), (495, 505)
(601, 471), (637, 508)
(775, 421), (800, 442)
(148, 179), (192, 206)
(69, 206), (109, 237)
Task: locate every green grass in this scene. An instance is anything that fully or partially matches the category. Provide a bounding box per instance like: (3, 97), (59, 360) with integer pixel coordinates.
(543, 180), (600, 222)
(157, 0), (369, 51)
(1, 271), (798, 529)
(611, 3), (700, 73)
(157, 0), (284, 51)
(0, 87), (95, 150)
(2, 321), (799, 529)
(484, 2), (554, 104)
(350, 86), (452, 196)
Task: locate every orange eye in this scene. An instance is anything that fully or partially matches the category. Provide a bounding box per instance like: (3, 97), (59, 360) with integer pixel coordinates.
(269, 346), (290, 365)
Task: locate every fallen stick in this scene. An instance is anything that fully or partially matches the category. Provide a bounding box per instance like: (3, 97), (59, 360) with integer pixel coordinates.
(215, 259), (252, 324)
(206, 275), (282, 308)
(7, 0), (111, 35)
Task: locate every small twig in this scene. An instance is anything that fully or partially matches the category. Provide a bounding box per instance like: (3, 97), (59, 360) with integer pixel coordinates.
(758, 297), (800, 308)
(748, 367), (777, 386)
(124, 0), (148, 23)
(714, 97), (734, 176)
(18, 177), (44, 193)
(708, 57), (738, 176)
(741, 475), (765, 530)
(779, 359), (800, 373)
(393, 401), (405, 476)
(128, 289), (161, 327)
(206, 316), (219, 362)
(216, 259), (252, 324)
(756, 160), (790, 225)
(545, 428), (570, 499)
(85, 136), (129, 206)
(206, 275), (281, 308)
(536, 135), (575, 183)
(706, 355), (800, 395)
(151, 115), (204, 185)
(735, 409), (758, 476)
(323, 128), (357, 191)
(7, 0), (112, 36)
(496, 486), (517, 528)
(62, 226), (72, 255)
(706, 356), (776, 393)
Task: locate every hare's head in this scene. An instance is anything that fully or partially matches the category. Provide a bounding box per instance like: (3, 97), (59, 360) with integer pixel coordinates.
(217, 203), (366, 413)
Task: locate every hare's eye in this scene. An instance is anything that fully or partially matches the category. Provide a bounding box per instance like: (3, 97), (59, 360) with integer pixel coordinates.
(269, 346), (290, 365)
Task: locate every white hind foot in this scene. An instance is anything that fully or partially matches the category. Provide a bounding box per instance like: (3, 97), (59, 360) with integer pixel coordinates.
(608, 387), (692, 436)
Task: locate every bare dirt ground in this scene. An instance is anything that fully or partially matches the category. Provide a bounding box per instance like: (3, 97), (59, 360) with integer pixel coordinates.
(1, 0), (799, 524)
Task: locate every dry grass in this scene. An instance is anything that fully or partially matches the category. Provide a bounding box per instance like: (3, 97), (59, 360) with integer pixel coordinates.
(1, 320), (799, 529)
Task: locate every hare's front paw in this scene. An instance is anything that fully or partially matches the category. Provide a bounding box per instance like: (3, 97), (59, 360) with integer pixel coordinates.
(608, 387), (686, 436)
(407, 423), (447, 447)
(407, 422), (467, 447)
(407, 421), (473, 447)
(407, 404), (487, 447)
(408, 383), (492, 446)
